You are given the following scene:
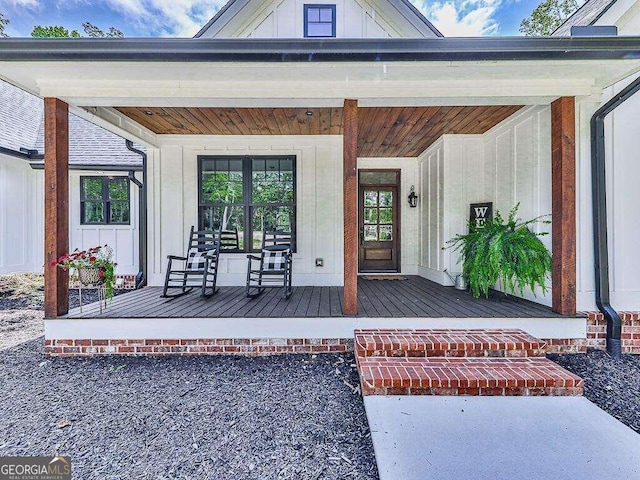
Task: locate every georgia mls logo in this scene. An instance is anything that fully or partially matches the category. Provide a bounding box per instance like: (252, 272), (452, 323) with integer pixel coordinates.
(0, 456), (71, 480)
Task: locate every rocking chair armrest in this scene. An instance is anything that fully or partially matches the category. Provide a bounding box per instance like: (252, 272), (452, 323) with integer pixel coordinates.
(167, 255), (188, 261)
(246, 254), (262, 261)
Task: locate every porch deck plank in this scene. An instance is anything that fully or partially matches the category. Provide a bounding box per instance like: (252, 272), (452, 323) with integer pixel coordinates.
(329, 286), (343, 317)
(357, 278), (394, 317)
(305, 286), (322, 317)
(317, 287), (332, 317)
(60, 276), (569, 320)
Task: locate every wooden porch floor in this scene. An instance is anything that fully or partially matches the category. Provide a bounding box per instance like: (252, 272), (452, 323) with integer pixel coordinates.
(62, 276), (566, 319)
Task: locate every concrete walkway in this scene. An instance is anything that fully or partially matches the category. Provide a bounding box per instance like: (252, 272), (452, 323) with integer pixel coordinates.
(365, 396), (640, 480)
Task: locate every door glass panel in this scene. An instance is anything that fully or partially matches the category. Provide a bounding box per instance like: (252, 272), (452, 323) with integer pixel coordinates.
(378, 208), (393, 224)
(364, 208), (378, 224)
(379, 191), (393, 207)
(364, 225), (377, 241)
(364, 191), (378, 206)
(379, 225), (393, 241)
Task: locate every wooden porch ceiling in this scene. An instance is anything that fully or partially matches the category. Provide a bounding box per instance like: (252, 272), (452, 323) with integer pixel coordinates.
(114, 105), (523, 157)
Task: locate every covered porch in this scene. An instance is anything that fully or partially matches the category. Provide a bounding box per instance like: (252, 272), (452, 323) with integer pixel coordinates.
(2, 37), (640, 335)
(62, 276), (566, 319)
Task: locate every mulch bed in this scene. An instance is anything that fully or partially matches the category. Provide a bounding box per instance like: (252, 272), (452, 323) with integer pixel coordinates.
(0, 340), (379, 479)
(549, 350), (640, 433)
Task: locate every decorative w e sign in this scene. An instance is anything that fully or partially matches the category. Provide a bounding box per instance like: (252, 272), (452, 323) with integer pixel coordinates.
(469, 202), (492, 230)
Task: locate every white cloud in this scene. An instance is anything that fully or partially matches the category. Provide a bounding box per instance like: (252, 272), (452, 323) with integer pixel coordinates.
(3, 0), (40, 7)
(105, 0), (228, 37)
(412, 0), (502, 37)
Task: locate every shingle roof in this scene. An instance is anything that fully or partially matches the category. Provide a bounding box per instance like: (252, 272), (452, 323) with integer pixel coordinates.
(0, 80), (43, 153)
(553, 0), (617, 36)
(0, 80), (143, 167)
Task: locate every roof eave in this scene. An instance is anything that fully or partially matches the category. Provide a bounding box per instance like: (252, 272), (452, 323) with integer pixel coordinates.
(0, 37), (640, 62)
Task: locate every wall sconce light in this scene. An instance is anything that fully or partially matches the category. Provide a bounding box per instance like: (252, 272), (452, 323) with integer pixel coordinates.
(408, 185), (418, 208)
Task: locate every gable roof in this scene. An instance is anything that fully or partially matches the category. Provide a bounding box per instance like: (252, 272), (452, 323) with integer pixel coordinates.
(194, 0), (443, 38)
(0, 80), (143, 168)
(553, 0), (618, 36)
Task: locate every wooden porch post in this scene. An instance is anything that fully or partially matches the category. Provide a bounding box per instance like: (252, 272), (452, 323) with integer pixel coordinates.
(343, 99), (358, 315)
(551, 96), (576, 316)
(44, 98), (69, 318)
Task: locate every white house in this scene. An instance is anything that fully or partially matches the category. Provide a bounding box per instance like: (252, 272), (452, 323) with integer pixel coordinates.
(554, 0), (640, 318)
(1, 0), (640, 357)
(0, 80), (143, 278)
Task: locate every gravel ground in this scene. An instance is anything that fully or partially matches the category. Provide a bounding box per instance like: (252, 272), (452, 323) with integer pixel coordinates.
(0, 339), (379, 480)
(549, 350), (640, 433)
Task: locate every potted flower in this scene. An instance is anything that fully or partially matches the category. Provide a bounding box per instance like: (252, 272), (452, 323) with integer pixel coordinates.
(446, 204), (552, 299)
(51, 245), (117, 300)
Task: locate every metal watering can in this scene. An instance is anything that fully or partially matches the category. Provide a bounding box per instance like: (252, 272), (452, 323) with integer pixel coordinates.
(444, 269), (467, 291)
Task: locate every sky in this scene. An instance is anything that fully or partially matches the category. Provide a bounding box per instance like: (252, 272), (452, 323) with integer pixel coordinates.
(0, 0), (552, 38)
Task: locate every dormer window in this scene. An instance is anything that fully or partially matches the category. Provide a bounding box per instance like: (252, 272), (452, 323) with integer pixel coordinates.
(304, 5), (336, 38)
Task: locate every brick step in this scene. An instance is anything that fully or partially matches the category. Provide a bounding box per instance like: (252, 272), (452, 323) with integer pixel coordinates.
(354, 328), (546, 358)
(357, 356), (583, 396)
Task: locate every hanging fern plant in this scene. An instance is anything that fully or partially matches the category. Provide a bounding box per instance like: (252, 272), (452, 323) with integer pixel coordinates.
(446, 204), (552, 298)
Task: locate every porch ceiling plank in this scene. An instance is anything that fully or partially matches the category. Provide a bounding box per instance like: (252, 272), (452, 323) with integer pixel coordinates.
(158, 107), (194, 134)
(365, 107), (405, 158)
(329, 107), (344, 135)
(386, 106), (437, 152)
(294, 109), (311, 136)
(392, 107), (442, 157)
(112, 105), (526, 156)
(192, 107), (229, 135)
(357, 107), (398, 157)
(371, 107), (414, 158)
(249, 108), (276, 135)
(234, 108), (262, 135)
(397, 106), (455, 157)
(447, 106), (486, 134)
(258, 108), (282, 135)
(174, 108), (209, 135)
(272, 108), (292, 135)
(146, 107), (189, 134)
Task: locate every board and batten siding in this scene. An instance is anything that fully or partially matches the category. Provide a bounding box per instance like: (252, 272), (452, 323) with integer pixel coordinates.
(146, 137), (423, 286)
(575, 78), (640, 312)
(418, 106), (553, 306)
(146, 136), (345, 287)
(204, 0), (434, 39)
(0, 154), (43, 274)
(0, 158), (139, 275)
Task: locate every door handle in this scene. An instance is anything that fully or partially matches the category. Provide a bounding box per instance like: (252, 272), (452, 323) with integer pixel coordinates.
(359, 229), (364, 245)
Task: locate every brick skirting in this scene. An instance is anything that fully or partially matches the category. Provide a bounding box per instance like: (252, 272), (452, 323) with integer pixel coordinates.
(44, 338), (354, 356)
(539, 311), (640, 355)
(583, 311), (640, 354)
(42, 312), (640, 357)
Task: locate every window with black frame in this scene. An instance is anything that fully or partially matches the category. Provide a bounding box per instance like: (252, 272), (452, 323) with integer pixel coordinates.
(198, 156), (296, 252)
(80, 176), (130, 225)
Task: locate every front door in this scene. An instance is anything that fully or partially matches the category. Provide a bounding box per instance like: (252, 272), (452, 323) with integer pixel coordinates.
(358, 172), (400, 272)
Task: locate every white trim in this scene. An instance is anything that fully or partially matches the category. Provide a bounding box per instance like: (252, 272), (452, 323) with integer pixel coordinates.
(70, 106), (158, 148)
(45, 316), (587, 340)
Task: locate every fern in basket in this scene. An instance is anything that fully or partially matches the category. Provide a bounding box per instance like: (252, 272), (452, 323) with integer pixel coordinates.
(447, 204), (552, 298)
